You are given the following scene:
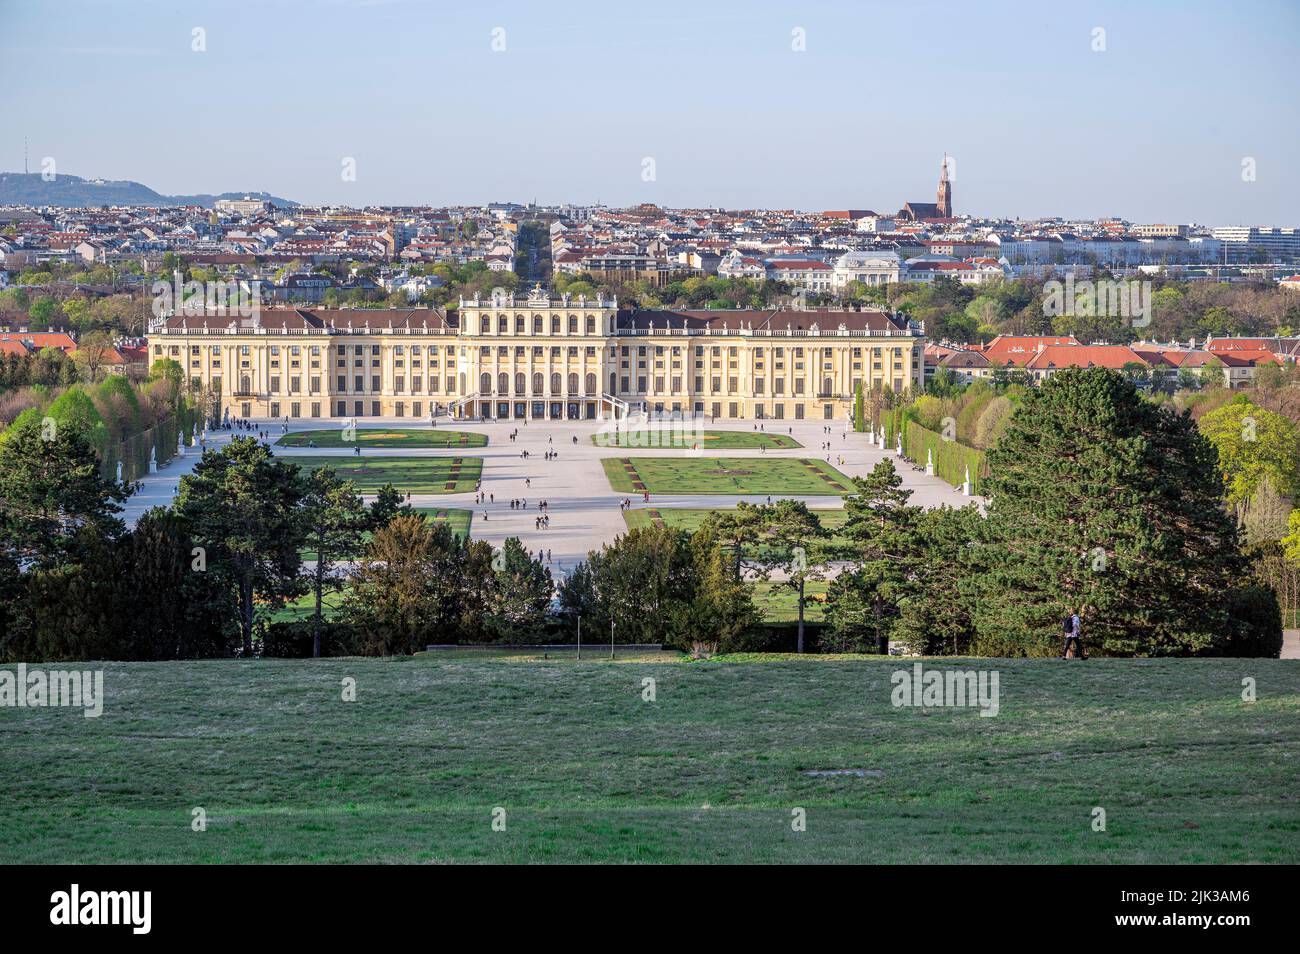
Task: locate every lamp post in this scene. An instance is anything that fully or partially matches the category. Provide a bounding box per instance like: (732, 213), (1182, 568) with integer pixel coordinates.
(576, 612), (581, 661)
(610, 617), (615, 660)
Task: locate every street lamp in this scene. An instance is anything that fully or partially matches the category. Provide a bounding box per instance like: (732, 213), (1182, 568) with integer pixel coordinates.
(610, 617), (615, 660)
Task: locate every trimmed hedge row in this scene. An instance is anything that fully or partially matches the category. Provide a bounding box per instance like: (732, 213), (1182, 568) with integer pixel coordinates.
(102, 401), (200, 482)
(902, 420), (988, 494)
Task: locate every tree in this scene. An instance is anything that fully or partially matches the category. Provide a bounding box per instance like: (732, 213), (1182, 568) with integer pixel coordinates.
(27, 296), (58, 329)
(1283, 509), (1300, 564)
(1241, 476), (1293, 547)
(825, 459), (921, 653)
(556, 557), (600, 635)
(892, 505), (983, 655)
(701, 501), (765, 581)
(974, 367), (1277, 656)
(368, 482), (411, 530)
(148, 357), (185, 389)
(562, 526), (699, 647)
(1198, 399), (1300, 521)
(299, 467), (369, 657)
(120, 508), (231, 659)
(483, 537), (553, 641)
(681, 523), (758, 655)
(757, 500), (829, 654)
(0, 412), (130, 569)
(344, 514), (476, 654)
(72, 331), (115, 383)
(173, 437), (307, 655)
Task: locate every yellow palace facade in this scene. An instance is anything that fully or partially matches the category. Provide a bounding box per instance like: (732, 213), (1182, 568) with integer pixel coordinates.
(148, 287), (925, 423)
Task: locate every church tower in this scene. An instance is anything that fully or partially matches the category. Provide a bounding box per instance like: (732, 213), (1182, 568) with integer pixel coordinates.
(937, 153), (952, 218)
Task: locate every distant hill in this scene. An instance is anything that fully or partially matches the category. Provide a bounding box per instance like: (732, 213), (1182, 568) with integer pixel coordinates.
(0, 172), (298, 209)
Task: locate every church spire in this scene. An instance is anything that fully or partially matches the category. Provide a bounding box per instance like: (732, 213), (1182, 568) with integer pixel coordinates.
(937, 153), (953, 218)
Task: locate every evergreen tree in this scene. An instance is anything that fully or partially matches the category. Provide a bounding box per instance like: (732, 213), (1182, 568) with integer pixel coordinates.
(757, 500), (828, 654)
(368, 482), (411, 530)
(892, 505), (983, 655)
(825, 459), (921, 653)
(300, 467), (369, 657)
(973, 367), (1276, 656)
(173, 437), (307, 656)
(701, 502), (765, 581)
(483, 537), (553, 641)
(123, 508), (231, 659)
(683, 523), (758, 655)
(0, 413), (131, 569)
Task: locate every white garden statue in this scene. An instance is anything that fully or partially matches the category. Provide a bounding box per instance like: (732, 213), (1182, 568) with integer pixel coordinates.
(115, 460), (123, 482)
(148, 446), (157, 474)
(925, 447), (935, 476)
(962, 464), (972, 497)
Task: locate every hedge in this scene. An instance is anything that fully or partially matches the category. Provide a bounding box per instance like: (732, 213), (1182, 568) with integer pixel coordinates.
(902, 420), (989, 494)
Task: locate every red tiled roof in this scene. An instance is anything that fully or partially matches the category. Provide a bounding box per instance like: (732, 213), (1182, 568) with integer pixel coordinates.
(1026, 344), (1145, 371)
(982, 335), (1081, 366)
(0, 331), (77, 352)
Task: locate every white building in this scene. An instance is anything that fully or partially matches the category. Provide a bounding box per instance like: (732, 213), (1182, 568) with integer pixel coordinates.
(832, 250), (902, 289)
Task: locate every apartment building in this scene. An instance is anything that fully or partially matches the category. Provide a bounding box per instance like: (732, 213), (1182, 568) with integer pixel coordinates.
(147, 287), (925, 423)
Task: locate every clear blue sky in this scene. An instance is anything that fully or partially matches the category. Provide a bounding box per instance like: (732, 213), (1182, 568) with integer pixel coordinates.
(1, 0), (1296, 223)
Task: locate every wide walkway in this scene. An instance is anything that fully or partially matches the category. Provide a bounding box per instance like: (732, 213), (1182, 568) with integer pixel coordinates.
(121, 416), (982, 574)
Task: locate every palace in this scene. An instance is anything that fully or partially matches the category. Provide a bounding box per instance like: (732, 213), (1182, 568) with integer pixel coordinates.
(147, 286), (925, 423)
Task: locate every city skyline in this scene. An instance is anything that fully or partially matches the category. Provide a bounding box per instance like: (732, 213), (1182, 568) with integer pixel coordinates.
(1, 0), (1297, 223)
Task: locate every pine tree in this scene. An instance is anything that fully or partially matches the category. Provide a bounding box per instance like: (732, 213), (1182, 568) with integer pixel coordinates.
(0, 413), (130, 569)
(893, 504), (983, 655)
(173, 437), (307, 656)
(300, 467), (369, 657)
(825, 459), (921, 653)
(758, 500), (829, 654)
(484, 537), (553, 641)
(974, 367), (1274, 656)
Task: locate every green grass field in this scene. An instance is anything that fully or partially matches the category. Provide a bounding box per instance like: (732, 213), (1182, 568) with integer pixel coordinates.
(277, 428), (487, 448)
(594, 429), (802, 450)
(276, 456), (481, 494)
(624, 507), (848, 537)
(2, 656), (1296, 863)
(603, 457), (854, 495)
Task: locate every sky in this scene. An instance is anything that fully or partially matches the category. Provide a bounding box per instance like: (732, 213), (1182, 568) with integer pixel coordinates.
(1, 0), (1297, 224)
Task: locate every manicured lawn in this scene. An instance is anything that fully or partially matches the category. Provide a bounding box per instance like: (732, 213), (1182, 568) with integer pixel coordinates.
(276, 456), (481, 494)
(624, 507), (848, 536)
(2, 656), (1296, 863)
(603, 456), (853, 495)
(594, 429), (802, 450)
(277, 428), (487, 448)
(268, 587), (351, 624)
(751, 580), (830, 623)
(300, 507), (473, 563)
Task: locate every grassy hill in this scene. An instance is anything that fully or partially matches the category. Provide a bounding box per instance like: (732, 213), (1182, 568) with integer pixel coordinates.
(1, 655), (1296, 863)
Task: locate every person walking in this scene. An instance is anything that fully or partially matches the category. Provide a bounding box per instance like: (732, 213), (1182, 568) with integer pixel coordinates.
(1061, 608), (1086, 659)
